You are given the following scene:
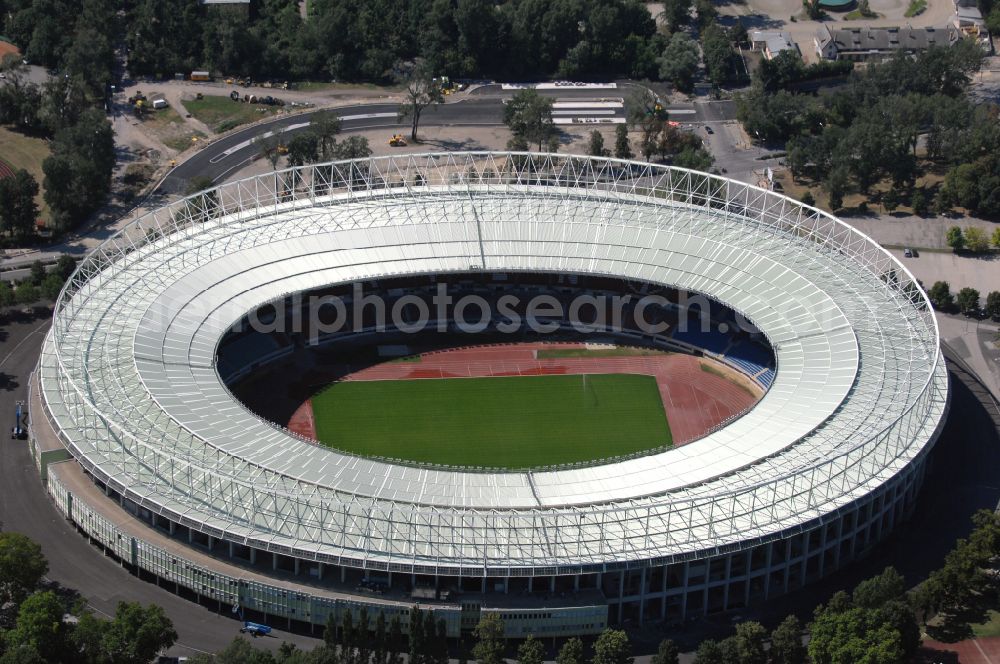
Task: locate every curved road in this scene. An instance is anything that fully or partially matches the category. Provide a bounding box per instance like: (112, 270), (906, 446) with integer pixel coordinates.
(160, 97), (505, 193)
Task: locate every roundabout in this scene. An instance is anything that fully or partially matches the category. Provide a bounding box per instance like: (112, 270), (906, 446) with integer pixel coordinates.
(32, 152), (949, 636)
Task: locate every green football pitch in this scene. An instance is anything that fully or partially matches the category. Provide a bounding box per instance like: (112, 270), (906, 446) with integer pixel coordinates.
(311, 373), (672, 469)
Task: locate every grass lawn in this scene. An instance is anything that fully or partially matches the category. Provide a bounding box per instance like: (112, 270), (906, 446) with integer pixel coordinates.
(182, 95), (280, 133)
(0, 126), (51, 225)
(312, 373), (672, 468)
(536, 346), (671, 359)
(971, 611), (1000, 638)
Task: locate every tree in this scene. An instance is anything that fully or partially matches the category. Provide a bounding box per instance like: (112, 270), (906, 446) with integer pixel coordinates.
(588, 130), (608, 157)
(517, 635), (544, 664)
(432, 619), (449, 664)
(911, 188), (928, 217)
(335, 136), (373, 160)
(471, 613), (505, 664)
(808, 605), (905, 664)
(592, 629), (633, 664)
(373, 611), (389, 664)
(659, 0), (693, 30)
(0, 282), (14, 307)
(965, 227), (990, 253)
(986, 291), (1000, 320)
(286, 133), (319, 168)
(770, 615), (806, 664)
(727, 621), (767, 664)
(0, 532), (48, 608)
(41, 273), (64, 301)
(95, 601), (178, 664)
(389, 615), (404, 664)
(658, 33), (699, 92)
(651, 638), (680, 664)
(29, 260), (46, 286)
(256, 129), (284, 171)
(396, 59), (443, 142)
(503, 89), (557, 152)
(5, 591), (71, 663)
(928, 281), (954, 310)
(613, 124), (633, 160)
(957, 287), (980, 315)
(310, 110), (343, 161)
(800, 191), (816, 207)
(357, 607), (372, 664)
(824, 165), (849, 212)
(883, 187), (900, 212)
(0, 169), (40, 240)
(702, 23), (737, 85)
(556, 637), (584, 664)
(946, 225), (965, 252)
(853, 567), (905, 609)
(198, 637), (277, 664)
(15, 282), (39, 305)
(56, 255), (77, 281)
(42, 108), (115, 231)
(693, 639), (724, 664)
(408, 607), (425, 664)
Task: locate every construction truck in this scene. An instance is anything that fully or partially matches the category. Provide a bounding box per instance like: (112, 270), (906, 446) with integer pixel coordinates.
(389, 134), (407, 147)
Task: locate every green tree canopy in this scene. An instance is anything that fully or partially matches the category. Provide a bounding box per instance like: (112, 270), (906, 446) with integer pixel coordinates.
(770, 615), (806, 664)
(957, 287), (981, 315)
(503, 89), (557, 152)
(517, 634), (544, 664)
(0, 169), (40, 240)
(658, 32), (699, 92)
(556, 637), (584, 664)
(592, 629), (633, 664)
(472, 612), (505, 664)
(651, 638), (680, 664)
(0, 532), (48, 608)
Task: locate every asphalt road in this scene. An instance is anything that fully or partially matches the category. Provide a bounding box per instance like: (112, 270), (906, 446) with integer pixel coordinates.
(160, 98), (503, 193)
(0, 309), (319, 657)
(159, 88), (730, 195)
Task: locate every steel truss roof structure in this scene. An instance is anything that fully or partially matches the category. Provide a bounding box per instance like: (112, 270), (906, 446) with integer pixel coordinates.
(38, 153), (948, 575)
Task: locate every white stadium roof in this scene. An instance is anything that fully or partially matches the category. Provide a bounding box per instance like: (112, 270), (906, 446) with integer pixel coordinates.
(39, 153), (948, 573)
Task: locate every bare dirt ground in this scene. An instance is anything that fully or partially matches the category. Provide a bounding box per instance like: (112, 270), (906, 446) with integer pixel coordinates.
(288, 342), (761, 446)
(218, 123), (626, 183)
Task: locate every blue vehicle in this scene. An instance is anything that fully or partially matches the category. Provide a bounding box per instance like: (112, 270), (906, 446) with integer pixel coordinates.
(240, 621), (272, 637)
(10, 403), (26, 440)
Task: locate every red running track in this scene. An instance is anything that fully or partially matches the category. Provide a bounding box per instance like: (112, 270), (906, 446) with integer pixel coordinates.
(289, 343), (761, 447)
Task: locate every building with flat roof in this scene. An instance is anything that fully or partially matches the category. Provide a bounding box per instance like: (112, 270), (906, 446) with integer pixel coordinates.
(750, 30), (800, 60)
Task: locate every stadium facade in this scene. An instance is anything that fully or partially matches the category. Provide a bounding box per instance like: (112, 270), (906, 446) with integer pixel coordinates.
(30, 153), (949, 639)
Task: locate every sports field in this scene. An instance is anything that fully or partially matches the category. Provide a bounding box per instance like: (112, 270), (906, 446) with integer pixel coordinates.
(311, 373), (672, 468)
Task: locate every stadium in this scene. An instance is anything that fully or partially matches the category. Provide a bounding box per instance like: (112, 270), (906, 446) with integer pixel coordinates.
(30, 152), (949, 640)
